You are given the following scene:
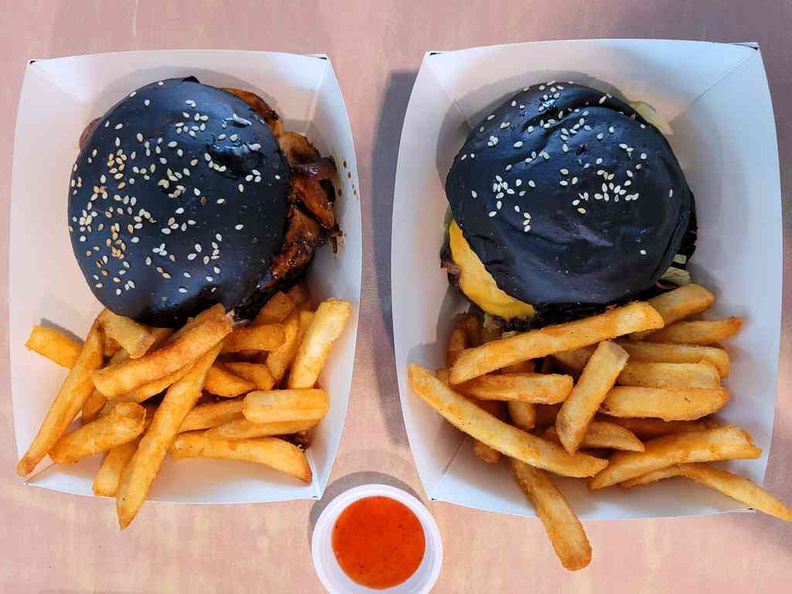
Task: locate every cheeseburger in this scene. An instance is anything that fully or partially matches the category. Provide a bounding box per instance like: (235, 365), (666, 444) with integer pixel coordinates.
(443, 81), (696, 327)
(68, 77), (337, 327)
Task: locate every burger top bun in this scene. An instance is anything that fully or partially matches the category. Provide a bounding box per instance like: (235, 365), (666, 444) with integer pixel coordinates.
(445, 81), (694, 307)
(68, 77), (290, 327)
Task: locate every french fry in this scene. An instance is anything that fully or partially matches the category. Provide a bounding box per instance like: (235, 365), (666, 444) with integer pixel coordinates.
(449, 302), (663, 384)
(224, 362), (275, 391)
(180, 399), (244, 432)
(554, 349), (721, 389)
(253, 291), (296, 326)
(205, 364), (256, 397)
(116, 345), (221, 528)
(595, 416), (720, 440)
(93, 438), (140, 497)
(243, 389), (329, 424)
(446, 313), (481, 367)
(616, 361), (721, 389)
(555, 341), (629, 455)
(82, 390), (108, 424)
(552, 347), (595, 375)
(508, 458), (591, 571)
(616, 340), (730, 377)
(507, 401), (536, 431)
(109, 365), (192, 405)
(25, 325), (83, 368)
(149, 327), (175, 349)
(600, 386), (729, 421)
(589, 425), (761, 489)
(169, 304), (226, 341)
(472, 400), (506, 463)
(50, 403), (147, 464)
(644, 317), (743, 345)
(630, 284), (715, 340)
(458, 373), (573, 404)
(676, 464), (791, 522)
(619, 465), (687, 488)
(170, 433), (312, 483)
(17, 322), (104, 476)
(544, 421), (644, 452)
(98, 309), (157, 359)
(409, 365), (607, 477)
(206, 418), (318, 440)
(222, 324), (286, 353)
(620, 463), (792, 521)
(267, 310), (313, 384)
(94, 315), (231, 398)
(287, 282), (310, 307)
(104, 336), (122, 358)
(288, 298), (352, 388)
(84, 350), (129, 420)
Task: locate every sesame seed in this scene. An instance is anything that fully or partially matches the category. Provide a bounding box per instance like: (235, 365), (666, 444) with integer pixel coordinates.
(235, 224), (244, 230)
(640, 250), (647, 255)
(238, 184), (244, 193)
(577, 207), (587, 214)
(640, 153), (647, 160)
(178, 287), (188, 293)
(513, 141), (524, 148)
(488, 211), (496, 217)
(144, 99), (150, 106)
(500, 122), (510, 129)
(471, 190), (477, 198)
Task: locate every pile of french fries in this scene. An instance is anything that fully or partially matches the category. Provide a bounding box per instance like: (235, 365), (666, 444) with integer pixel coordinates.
(410, 284), (791, 571)
(19, 283), (351, 529)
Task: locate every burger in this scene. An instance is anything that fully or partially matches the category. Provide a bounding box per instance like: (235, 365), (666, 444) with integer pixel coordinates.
(68, 77), (338, 328)
(442, 81), (696, 329)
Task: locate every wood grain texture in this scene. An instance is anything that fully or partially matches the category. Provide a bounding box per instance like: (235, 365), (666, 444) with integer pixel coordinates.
(1, 1), (791, 592)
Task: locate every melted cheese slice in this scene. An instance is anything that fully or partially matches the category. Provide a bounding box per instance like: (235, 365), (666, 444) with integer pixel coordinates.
(449, 220), (535, 320)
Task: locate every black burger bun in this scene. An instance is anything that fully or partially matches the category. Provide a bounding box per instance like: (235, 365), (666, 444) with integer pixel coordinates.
(445, 81), (694, 307)
(68, 77), (290, 327)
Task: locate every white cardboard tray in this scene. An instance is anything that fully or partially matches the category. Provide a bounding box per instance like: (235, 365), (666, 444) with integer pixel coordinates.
(10, 50), (362, 503)
(392, 40), (781, 519)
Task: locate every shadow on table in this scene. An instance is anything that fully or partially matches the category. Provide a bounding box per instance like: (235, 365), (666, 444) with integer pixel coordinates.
(308, 471), (423, 541)
(370, 70), (418, 447)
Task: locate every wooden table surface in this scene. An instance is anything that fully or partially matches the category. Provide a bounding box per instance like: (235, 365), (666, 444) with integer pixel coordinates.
(1, 1), (790, 592)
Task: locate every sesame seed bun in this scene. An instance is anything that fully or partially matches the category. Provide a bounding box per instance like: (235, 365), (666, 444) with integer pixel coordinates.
(445, 81), (694, 307)
(68, 77), (290, 327)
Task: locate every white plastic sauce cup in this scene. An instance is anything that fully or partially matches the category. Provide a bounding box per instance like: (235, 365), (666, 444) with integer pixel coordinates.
(311, 484), (443, 594)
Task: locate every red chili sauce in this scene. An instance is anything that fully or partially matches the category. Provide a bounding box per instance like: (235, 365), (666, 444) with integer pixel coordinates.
(331, 496), (426, 589)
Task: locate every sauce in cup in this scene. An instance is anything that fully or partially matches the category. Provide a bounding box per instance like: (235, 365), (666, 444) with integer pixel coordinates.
(331, 496), (426, 589)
